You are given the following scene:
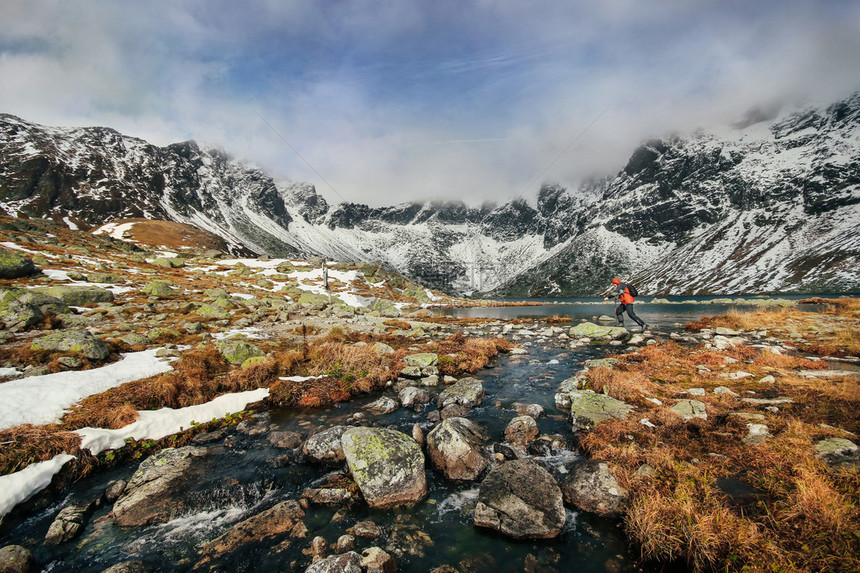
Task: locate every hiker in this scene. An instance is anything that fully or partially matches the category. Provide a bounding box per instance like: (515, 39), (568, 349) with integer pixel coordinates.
(603, 278), (647, 332)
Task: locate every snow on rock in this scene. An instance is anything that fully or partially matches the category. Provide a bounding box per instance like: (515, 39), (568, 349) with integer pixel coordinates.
(0, 454), (76, 519)
(0, 350), (174, 431)
(75, 388), (270, 455)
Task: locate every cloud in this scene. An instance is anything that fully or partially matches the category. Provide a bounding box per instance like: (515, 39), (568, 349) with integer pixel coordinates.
(1, 1), (858, 207)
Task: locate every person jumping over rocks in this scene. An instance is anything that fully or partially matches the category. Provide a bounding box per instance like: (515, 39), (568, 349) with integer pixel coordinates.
(604, 278), (647, 332)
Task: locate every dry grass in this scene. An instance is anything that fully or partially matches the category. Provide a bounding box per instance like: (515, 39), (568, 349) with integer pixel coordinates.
(580, 327), (860, 572)
(0, 424), (82, 475)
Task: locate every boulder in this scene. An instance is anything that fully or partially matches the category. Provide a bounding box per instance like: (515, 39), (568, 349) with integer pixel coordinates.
(44, 500), (96, 545)
(197, 500), (305, 566)
(0, 545), (35, 573)
(568, 322), (628, 341)
(567, 390), (633, 429)
(474, 459), (566, 539)
(364, 397), (399, 415)
(403, 353), (438, 370)
(513, 403), (544, 419)
(0, 249), (38, 279)
(0, 300), (43, 331)
(33, 285), (114, 305)
(341, 427), (427, 508)
(142, 281), (178, 298)
(504, 416), (539, 446)
(195, 304), (230, 319)
(31, 330), (110, 360)
(398, 387), (431, 408)
(671, 399), (707, 420)
(86, 272), (124, 284)
(268, 431), (303, 449)
(348, 521), (382, 539)
(437, 378), (485, 409)
(303, 426), (352, 463)
(426, 417), (490, 481)
(7, 290), (70, 314)
(304, 552), (363, 573)
(814, 438), (860, 471)
(560, 461), (629, 516)
(113, 446), (208, 527)
(214, 339), (264, 364)
(369, 298), (400, 317)
(152, 257), (184, 268)
(361, 547), (397, 573)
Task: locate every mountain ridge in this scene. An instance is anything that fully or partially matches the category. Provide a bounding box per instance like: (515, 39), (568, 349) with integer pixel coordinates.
(1, 93), (858, 296)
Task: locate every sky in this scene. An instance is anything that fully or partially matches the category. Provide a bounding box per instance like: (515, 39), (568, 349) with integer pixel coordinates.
(1, 0), (859, 207)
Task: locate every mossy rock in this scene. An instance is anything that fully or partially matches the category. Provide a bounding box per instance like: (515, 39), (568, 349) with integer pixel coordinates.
(31, 329), (110, 360)
(215, 339), (264, 364)
(195, 304), (231, 319)
(567, 390), (633, 428)
(87, 273), (124, 284)
(298, 292), (332, 309)
(403, 353), (438, 369)
(341, 427), (427, 508)
(569, 322), (629, 341)
(212, 297), (237, 309)
(240, 355), (270, 369)
(204, 288), (230, 300)
(147, 328), (183, 342)
(0, 249), (38, 279)
(142, 281), (178, 298)
(0, 300), (44, 331)
(369, 298), (401, 317)
(2, 289), (70, 314)
(152, 257), (185, 268)
(33, 286), (114, 306)
(120, 333), (150, 346)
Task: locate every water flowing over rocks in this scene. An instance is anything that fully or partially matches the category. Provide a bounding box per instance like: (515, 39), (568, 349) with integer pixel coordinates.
(473, 459), (566, 539)
(305, 552), (363, 573)
(44, 500), (96, 545)
(426, 417), (490, 481)
(560, 461), (629, 516)
(112, 446), (208, 527)
(195, 500), (306, 568)
(341, 427), (427, 508)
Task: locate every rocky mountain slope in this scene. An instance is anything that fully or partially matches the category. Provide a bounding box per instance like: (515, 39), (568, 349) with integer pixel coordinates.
(1, 93), (858, 296)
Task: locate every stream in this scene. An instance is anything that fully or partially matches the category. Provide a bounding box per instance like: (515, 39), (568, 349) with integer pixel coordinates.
(2, 298), (829, 572)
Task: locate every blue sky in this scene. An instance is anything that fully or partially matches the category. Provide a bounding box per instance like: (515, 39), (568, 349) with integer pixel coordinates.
(2, 0), (858, 206)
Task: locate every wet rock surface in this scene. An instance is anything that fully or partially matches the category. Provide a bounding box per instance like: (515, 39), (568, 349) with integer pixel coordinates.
(113, 446), (208, 527)
(560, 461), (629, 516)
(342, 427), (427, 508)
(426, 417), (490, 481)
(473, 459), (566, 540)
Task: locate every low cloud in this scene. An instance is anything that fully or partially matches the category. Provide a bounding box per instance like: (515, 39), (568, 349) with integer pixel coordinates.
(1, 1), (858, 207)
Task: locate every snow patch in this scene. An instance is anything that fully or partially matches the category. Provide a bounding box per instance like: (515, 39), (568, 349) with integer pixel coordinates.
(0, 350), (175, 431)
(76, 388), (270, 455)
(0, 454), (76, 519)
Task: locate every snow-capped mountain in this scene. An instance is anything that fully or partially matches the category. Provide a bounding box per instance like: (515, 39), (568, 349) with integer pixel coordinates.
(1, 93), (858, 296)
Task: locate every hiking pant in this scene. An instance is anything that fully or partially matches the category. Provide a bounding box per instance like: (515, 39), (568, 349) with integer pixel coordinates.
(616, 303), (644, 328)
